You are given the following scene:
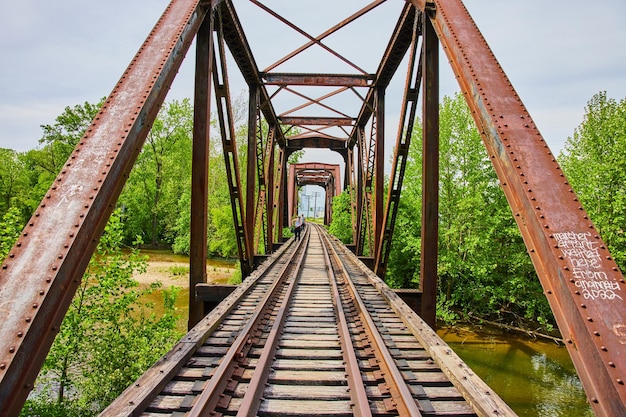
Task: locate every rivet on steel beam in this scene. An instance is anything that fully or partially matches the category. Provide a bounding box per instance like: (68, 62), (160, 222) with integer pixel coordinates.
(564, 266), (570, 271)
(9, 347), (15, 353)
(601, 345), (607, 351)
(594, 331), (600, 336)
(608, 362), (616, 367)
(32, 303), (38, 309)
(546, 290), (552, 294)
(581, 304), (587, 308)
(25, 317), (31, 323)
(17, 332), (23, 337)
(570, 279), (575, 283)
(591, 398), (598, 404)
(0, 363), (5, 370)
(618, 379), (624, 385)
(587, 317), (593, 322)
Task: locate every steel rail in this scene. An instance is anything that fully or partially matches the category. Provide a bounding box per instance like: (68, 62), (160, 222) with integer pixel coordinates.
(317, 224), (372, 416)
(320, 227), (423, 416)
(187, 231), (309, 417)
(99, 234), (298, 416)
(235, 226), (311, 416)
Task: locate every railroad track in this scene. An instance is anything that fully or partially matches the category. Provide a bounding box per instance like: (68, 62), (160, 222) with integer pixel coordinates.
(102, 225), (516, 417)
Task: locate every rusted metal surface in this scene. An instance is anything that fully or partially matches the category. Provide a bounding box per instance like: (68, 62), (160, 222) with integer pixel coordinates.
(262, 73), (373, 87)
(189, 11), (213, 330)
(212, 16), (252, 276)
(287, 163), (341, 225)
(375, 11), (422, 278)
(0, 1), (207, 414)
(420, 11), (440, 329)
(187, 228), (309, 417)
(413, 0), (626, 413)
(322, 229), (422, 416)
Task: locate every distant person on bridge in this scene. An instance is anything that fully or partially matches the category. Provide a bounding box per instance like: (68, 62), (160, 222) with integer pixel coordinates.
(293, 215), (303, 240)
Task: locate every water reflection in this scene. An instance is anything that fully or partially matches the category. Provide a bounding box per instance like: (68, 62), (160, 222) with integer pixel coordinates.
(438, 326), (594, 417)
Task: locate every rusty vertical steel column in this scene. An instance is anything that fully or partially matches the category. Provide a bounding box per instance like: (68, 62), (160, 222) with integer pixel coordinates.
(246, 86), (259, 254)
(347, 146), (358, 244)
(420, 7), (439, 329)
(211, 14), (252, 276)
(189, 9), (213, 330)
(265, 125), (276, 251)
(287, 163), (296, 224)
(274, 148), (286, 241)
(374, 89), (385, 259)
(355, 127), (365, 254)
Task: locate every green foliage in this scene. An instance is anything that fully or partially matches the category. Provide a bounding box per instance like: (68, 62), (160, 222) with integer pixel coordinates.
(387, 92), (553, 329)
(0, 206), (24, 261)
(328, 190), (353, 243)
(559, 91), (626, 269)
(119, 99), (193, 247)
(24, 210), (182, 414)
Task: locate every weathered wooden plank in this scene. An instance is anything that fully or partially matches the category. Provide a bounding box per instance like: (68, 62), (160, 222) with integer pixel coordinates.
(268, 370), (348, 385)
(279, 339), (341, 349)
(275, 348), (343, 360)
(263, 384), (351, 400)
(259, 399), (354, 415)
(272, 359), (346, 370)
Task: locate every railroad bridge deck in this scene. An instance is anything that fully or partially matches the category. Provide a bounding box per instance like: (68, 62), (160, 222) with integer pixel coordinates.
(101, 225), (514, 416)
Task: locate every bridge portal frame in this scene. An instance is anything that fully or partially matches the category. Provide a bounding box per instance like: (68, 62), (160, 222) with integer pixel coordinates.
(0, 0), (624, 416)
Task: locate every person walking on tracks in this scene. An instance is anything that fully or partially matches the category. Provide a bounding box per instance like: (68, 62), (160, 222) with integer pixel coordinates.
(293, 215), (303, 240)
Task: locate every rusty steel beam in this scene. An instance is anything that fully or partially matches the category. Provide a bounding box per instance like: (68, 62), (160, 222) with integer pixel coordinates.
(246, 86), (259, 255)
(420, 9), (439, 329)
(258, 0), (383, 75)
(274, 148), (287, 241)
(262, 73), (373, 87)
(265, 125), (277, 251)
(189, 11), (214, 330)
(413, 0), (626, 413)
(218, 1), (285, 148)
(375, 11), (422, 278)
(279, 116), (355, 126)
(373, 89), (385, 261)
(349, 3), (415, 148)
(212, 16), (253, 276)
(0, 1), (208, 415)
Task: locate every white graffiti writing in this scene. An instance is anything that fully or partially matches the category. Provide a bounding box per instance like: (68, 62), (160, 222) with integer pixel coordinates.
(554, 231), (623, 301)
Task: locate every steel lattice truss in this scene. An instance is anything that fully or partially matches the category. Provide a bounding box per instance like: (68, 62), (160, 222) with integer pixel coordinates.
(0, 1), (625, 416)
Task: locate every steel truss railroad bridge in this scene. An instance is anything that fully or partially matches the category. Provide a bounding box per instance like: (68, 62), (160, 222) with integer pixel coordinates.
(0, 0), (625, 415)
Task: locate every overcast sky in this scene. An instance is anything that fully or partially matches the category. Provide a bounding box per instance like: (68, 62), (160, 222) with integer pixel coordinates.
(1, 0), (625, 156)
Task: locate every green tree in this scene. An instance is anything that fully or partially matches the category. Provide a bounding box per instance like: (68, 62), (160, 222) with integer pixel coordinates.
(119, 99), (193, 247)
(388, 92), (550, 328)
(0, 206), (24, 261)
(328, 190), (353, 243)
(23, 210), (182, 415)
(559, 91), (626, 268)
